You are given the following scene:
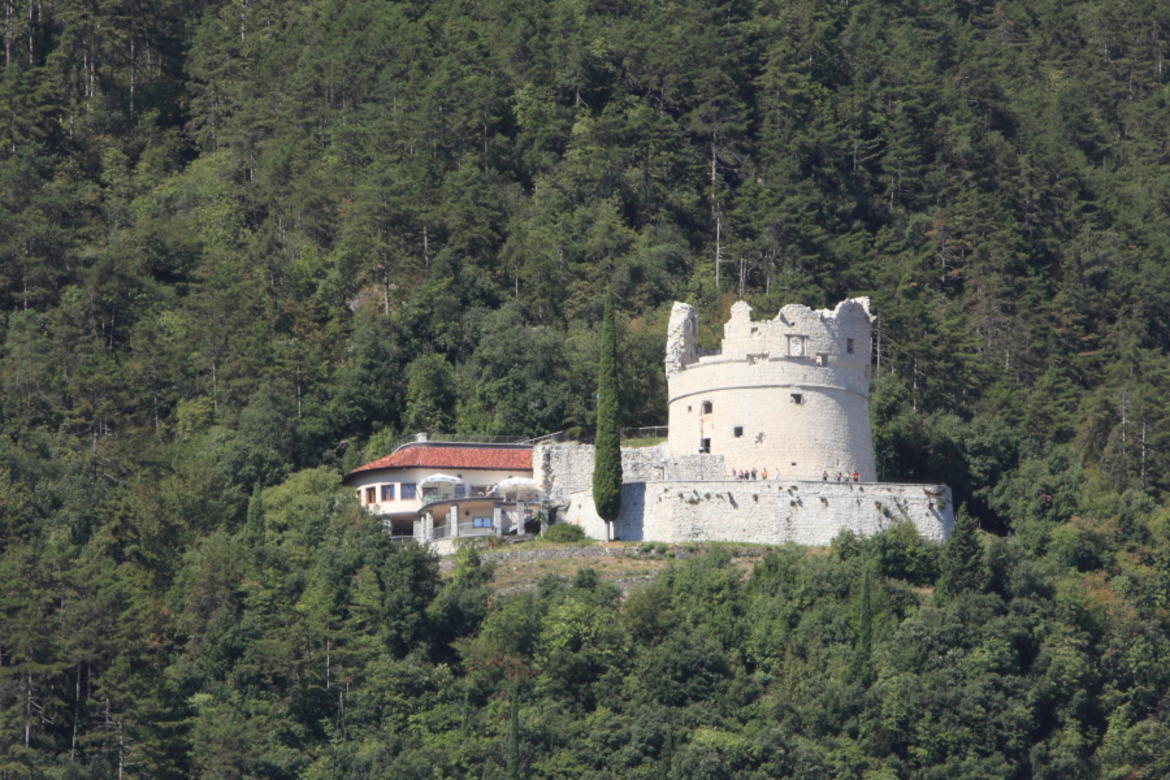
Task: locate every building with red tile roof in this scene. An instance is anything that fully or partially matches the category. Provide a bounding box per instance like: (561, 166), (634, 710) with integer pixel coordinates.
(344, 442), (532, 479)
(344, 440), (537, 542)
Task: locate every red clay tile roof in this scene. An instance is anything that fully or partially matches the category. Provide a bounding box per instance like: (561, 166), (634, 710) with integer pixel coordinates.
(344, 443), (532, 482)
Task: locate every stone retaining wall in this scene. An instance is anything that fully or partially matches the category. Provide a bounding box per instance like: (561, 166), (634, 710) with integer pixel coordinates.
(561, 479), (952, 546)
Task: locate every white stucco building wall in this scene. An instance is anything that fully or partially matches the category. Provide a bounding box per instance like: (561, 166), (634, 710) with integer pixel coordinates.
(348, 465), (530, 521)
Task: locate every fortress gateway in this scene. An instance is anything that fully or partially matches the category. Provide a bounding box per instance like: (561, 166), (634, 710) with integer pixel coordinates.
(537, 298), (953, 545)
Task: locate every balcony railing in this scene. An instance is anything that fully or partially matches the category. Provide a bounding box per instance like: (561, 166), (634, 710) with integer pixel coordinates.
(457, 521), (496, 537)
(621, 425), (668, 441)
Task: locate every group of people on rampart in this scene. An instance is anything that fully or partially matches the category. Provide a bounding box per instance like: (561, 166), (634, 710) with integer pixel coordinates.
(731, 468), (776, 480)
(728, 468), (862, 482)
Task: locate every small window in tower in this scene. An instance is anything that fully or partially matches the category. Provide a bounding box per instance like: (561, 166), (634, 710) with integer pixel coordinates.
(787, 335), (805, 356)
(846, 338), (855, 354)
(687, 405), (692, 413)
(790, 393), (803, 405)
(701, 401), (713, 414)
(700, 438), (711, 453)
(816, 353), (829, 366)
(733, 426), (744, 438)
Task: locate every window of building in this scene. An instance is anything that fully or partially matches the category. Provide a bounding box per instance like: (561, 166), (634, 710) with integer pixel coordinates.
(364, 486), (376, 504)
(400, 483), (417, 500)
(733, 426), (744, 438)
(454, 484), (466, 499)
(472, 516), (493, 528)
(787, 335), (805, 356)
(381, 484), (395, 502)
(701, 400), (713, 414)
(700, 438), (711, 453)
(791, 393), (803, 405)
(846, 338), (854, 354)
(816, 353), (829, 366)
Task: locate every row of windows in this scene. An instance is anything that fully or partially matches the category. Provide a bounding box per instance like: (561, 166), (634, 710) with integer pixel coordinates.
(696, 389), (809, 417)
(692, 392), (804, 418)
(361, 481), (517, 506)
(362, 483), (418, 504)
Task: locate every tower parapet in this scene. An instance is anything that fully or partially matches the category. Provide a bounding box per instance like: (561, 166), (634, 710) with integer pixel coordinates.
(666, 298), (877, 481)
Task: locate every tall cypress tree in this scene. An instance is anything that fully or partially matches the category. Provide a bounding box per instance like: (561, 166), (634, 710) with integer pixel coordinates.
(593, 288), (622, 539)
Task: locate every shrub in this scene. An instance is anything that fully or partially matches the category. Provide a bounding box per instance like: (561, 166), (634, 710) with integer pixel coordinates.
(544, 523), (587, 543)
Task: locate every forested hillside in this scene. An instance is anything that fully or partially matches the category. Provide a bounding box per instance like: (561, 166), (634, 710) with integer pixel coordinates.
(4, 0), (1170, 776)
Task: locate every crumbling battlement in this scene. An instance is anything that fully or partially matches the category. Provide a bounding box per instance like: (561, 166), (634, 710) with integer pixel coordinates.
(664, 298), (873, 381)
(664, 302), (699, 378)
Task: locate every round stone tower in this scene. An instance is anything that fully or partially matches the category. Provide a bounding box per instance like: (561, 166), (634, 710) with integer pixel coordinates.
(664, 298), (877, 481)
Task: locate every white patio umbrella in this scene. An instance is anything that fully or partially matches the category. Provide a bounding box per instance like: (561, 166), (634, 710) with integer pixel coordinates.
(419, 473), (462, 486)
(495, 477), (540, 497)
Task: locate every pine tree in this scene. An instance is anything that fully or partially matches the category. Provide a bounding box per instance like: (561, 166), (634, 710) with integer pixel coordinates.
(936, 511), (984, 601)
(593, 288), (622, 539)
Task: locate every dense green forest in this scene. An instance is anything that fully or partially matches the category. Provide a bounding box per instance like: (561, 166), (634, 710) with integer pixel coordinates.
(4, 0), (1170, 775)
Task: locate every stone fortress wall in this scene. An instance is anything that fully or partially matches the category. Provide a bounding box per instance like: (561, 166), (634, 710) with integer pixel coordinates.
(535, 442), (728, 502)
(666, 298), (877, 481)
(534, 443), (952, 546)
(557, 478), (951, 546)
(533, 297), (953, 546)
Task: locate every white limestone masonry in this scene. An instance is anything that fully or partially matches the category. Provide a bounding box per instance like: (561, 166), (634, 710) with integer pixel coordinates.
(560, 480), (951, 545)
(534, 442), (727, 503)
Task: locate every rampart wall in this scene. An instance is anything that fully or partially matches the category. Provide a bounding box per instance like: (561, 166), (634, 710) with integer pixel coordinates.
(560, 479), (952, 546)
(534, 442), (727, 502)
